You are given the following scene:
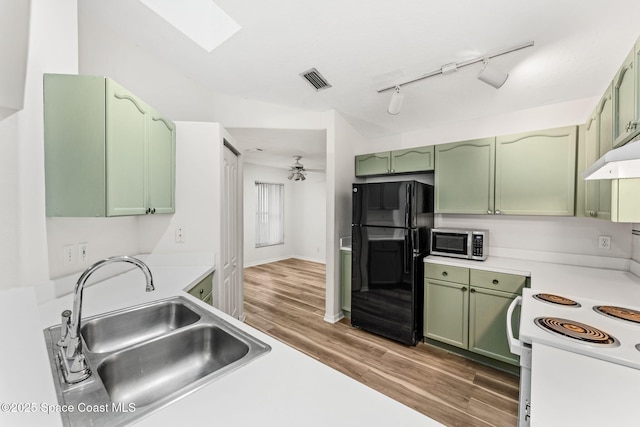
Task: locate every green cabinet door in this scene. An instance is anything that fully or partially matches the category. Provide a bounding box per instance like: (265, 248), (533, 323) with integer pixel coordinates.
(106, 79), (148, 216)
(424, 278), (469, 349)
(469, 287), (520, 365)
(340, 250), (352, 313)
(597, 86), (614, 219)
(147, 111), (176, 214)
(44, 74), (176, 217)
(355, 152), (390, 176)
(583, 113), (599, 217)
(435, 138), (495, 214)
(390, 146), (434, 173)
(495, 126), (577, 216)
(613, 48), (636, 147)
(44, 74), (107, 217)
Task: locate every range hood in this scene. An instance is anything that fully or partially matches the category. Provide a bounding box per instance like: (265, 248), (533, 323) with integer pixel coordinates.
(583, 139), (640, 180)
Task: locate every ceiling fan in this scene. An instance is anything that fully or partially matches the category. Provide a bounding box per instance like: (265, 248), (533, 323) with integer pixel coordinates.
(287, 156), (323, 181)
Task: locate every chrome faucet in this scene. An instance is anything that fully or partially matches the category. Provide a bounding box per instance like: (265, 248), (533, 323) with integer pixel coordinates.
(57, 255), (154, 384)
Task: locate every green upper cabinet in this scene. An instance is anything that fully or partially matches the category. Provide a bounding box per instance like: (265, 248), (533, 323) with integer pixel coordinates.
(611, 178), (640, 223)
(354, 151), (390, 176)
(355, 146), (434, 176)
(495, 125), (577, 216)
(613, 48), (637, 147)
(390, 146), (434, 173)
(44, 74), (176, 217)
(579, 87), (613, 220)
(435, 138), (495, 214)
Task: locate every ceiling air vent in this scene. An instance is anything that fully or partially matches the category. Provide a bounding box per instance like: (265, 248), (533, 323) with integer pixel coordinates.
(300, 68), (332, 91)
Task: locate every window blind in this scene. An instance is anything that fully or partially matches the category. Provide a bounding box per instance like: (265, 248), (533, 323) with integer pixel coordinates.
(255, 182), (284, 247)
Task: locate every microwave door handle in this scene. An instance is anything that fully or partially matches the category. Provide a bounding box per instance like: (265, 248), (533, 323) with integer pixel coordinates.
(506, 296), (523, 356)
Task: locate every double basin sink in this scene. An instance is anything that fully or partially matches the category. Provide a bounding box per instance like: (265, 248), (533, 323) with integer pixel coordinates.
(43, 296), (271, 426)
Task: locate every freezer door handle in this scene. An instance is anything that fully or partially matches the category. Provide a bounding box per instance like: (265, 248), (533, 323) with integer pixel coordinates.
(506, 296), (522, 356)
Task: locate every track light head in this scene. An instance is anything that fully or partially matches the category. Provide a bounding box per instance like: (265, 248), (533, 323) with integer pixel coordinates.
(477, 59), (509, 89)
(387, 86), (404, 115)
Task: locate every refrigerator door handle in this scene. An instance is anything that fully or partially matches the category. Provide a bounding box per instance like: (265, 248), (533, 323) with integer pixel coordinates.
(404, 229), (411, 273)
(405, 183), (411, 229)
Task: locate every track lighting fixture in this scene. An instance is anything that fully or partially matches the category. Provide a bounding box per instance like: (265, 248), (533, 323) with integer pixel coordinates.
(387, 86), (404, 115)
(477, 59), (508, 89)
(378, 41), (534, 113)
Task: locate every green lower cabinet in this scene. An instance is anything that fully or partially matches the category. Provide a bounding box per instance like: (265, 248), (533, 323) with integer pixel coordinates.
(424, 263), (526, 366)
(187, 272), (214, 305)
(340, 250), (352, 313)
(469, 287), (520, 365)
(424, 278), (469, 349)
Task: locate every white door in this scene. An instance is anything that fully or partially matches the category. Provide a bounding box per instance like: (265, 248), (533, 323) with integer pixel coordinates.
(221, 143), (242, 319)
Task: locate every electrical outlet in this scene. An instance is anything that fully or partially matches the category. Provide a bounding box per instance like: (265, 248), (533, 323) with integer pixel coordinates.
(63, 244), (76, 265)
(175, 228), (185, 244)
(598, 235), (611, 250)
(78, 242), (88, 263)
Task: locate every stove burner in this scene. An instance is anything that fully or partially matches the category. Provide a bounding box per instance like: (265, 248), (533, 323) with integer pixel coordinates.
(533, 293), (581, 307)
(534, 317), (619, 346)
(594, 306), (640, 324)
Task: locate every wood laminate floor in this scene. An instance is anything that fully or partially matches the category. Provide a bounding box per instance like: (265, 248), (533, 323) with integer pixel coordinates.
(243, 258), (519, 427)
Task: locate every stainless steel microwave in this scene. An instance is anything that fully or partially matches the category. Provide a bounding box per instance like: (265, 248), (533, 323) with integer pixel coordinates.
(430, 228), (489, 261)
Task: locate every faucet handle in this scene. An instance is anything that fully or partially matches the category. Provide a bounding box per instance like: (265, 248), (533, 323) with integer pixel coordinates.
(57, 310), (72, 347)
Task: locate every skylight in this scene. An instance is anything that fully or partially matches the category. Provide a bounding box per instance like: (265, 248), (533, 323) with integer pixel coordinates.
(139, 0), (241, 52)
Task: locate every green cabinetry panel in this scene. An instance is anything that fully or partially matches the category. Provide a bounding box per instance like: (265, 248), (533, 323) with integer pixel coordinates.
(187, 272), (214, 305)
(469, 286), (520, 365)
(355, 146), (434, 177)
(611, 178), (640, 222)
(355, 152), (390, 176)
(424, 278), (469, 349)
(613, 48), (637, 147)
(340, 250), (352, 313)
(44, 74), (175, 217)
(390, 146), (434, 173)
(435, 138), (495, 214)
(424, 263), (526, 366)
(495, 126), (577, 216)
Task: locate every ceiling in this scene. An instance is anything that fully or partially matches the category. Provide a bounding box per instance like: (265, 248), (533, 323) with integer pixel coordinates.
(80, 0), (640, 168)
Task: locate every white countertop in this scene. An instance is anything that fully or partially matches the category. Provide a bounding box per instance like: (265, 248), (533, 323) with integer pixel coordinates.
(424, 254), (640, 303)
(1, 261), (442, 427)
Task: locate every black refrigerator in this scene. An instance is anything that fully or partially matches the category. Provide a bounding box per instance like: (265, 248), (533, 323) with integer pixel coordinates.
(351, 181), (434, 345)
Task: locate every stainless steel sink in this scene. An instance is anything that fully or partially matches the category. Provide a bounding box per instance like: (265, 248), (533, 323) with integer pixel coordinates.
(43, 296), (271, 426)
(81, 299), (201, 353)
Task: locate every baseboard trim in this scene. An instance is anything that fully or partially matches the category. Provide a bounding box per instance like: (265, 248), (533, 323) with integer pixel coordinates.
(324, 311), (344, 324)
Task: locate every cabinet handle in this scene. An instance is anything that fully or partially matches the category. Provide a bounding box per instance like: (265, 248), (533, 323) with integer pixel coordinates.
(461, 287), (467, 292)
(470, 288), (476, 293)
(390, 169), (395, 173)
(492, 279), (499, 285)
(442, 271), (448, 277)
(487, 210), (493, 214)
(199, 289), (204, 294)
(495, 210), (502, 215)
(145, 208), (151, 214)
(151, 208), (156, 214)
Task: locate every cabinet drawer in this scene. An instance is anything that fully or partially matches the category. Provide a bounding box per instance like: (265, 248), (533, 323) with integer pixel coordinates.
(470, 269), (526, 293)
(425, 263), (469, 284)
(187, 272), (213, 300)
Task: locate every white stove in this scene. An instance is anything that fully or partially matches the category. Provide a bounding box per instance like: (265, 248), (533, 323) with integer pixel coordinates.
(508, 288), (640, 426)
(517, 287), (640, 370)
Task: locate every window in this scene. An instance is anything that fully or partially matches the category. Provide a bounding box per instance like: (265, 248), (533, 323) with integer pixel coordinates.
(255, 182), (284, 247)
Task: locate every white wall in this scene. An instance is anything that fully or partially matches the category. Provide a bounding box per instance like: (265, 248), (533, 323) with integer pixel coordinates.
(242, 163), (296, 266)
(291, 171), (327, 262)
(0, 0), (79, 290)
(137, 122), (221, 257)
(242, 163), (327, 266)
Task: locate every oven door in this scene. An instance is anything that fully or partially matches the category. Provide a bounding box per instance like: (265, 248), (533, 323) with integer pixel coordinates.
(430, 230), (470, 258)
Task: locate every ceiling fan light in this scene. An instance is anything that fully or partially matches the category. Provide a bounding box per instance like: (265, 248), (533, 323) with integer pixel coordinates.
(477, 59), (509, 89)
(387, 86), (404, 115)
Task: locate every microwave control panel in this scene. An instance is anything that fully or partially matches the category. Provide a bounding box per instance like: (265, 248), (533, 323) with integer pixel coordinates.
(472, 234), (484, 257)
